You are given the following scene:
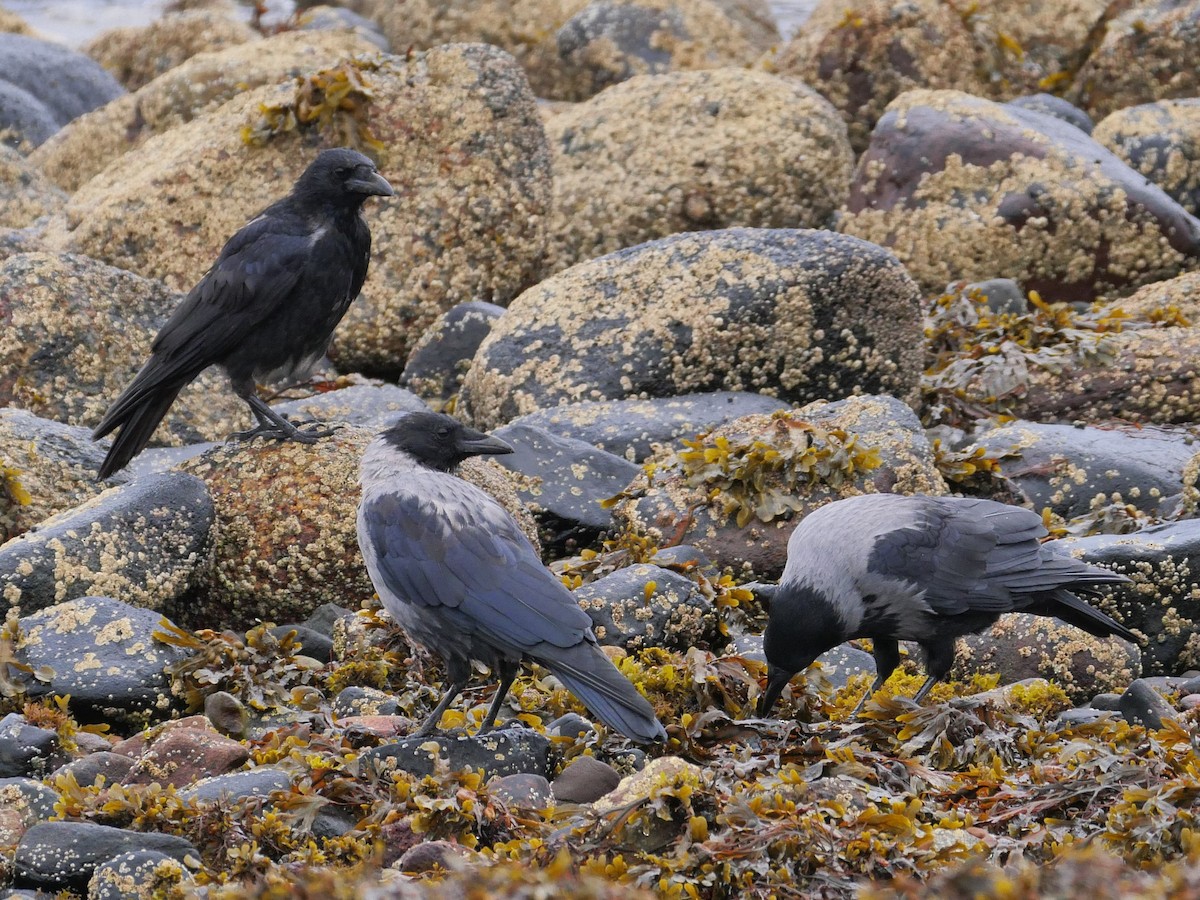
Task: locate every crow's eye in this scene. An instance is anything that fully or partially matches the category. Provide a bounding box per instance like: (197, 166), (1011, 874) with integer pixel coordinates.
(334, 167), (350, 179)
(436, 426), (453, 439)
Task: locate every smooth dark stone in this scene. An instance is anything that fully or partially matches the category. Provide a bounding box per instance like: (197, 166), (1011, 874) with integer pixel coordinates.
(400, 301), (506, 403)
(359, 725), (551, 781)
(13, 821), (195, 893)
(1007, 93), (1094, 133)
(488, 772), (553, 808)
(552, 755), (621, 803)
(1119, 679), (1178, 730)
(51, 752), (135, 788)
(180, 767), (292, 805)
(492, 421), (639, 545)
(0, 714), (59, 779)
(268, 624), (334, 662)
(507, 393), (791, 463)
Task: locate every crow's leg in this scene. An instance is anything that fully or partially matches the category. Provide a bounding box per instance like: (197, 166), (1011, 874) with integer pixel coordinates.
(414, 676), (470, 737)
(911, 676), (939, 704)
(229, 391), (339, 443)
(851, 638), (901, 716)
(478, 661), (519, 733)
(911, 637), (957, 705)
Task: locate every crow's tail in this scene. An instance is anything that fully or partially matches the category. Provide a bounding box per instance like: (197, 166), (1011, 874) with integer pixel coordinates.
(542, 642), (667, 744)
(1052, 588), (1138, 644)
(94, 384), (184, 479)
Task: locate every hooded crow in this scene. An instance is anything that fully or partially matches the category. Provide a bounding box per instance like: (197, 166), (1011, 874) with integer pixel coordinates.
(93, 147), (393, 479)
(757, 493), (1136, 717)
(356, 410), (668, 744)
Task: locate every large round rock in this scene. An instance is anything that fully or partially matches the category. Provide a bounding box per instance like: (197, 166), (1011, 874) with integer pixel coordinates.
(39, 44), (551, 378)
(1094, 99), (1200, 217)
(0, 252), (244, 443)
(775, 0), (1104, 152)
(545, 68), (852, 273)
(841, 89), (1200, 302)
(32, 29), (381, 192)
(0, 33), (124, 148)
(1069, 0), (1200, 120)
(83, 8), (258, 91)
(460, 228), (923, 430)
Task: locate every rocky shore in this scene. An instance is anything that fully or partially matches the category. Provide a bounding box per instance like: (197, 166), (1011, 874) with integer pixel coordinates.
(4, 0), (1200, 897)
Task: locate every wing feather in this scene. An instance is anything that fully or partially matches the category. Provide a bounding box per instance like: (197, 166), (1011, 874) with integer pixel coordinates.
(359, 484), (593, 652)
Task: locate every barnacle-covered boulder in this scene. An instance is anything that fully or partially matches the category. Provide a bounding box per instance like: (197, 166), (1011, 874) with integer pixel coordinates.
(0, 145), (64, 228)
(0, 472), (215, 617)
(38, 44), (552, 377)
(0, 409), (116, 543)
(83, 7), (257, 91)
(0, 33), (124, 148)
(1064, 520), (1200, 676)
(399, 301), (506, 407)
(544, 68), (852, 272)
(0, 252), (246, 444)
(953, 613), (1141, 704)
(572, 563), (718, 652)
(1068, 0), (1200, 120)
(840, 90), (1200, 302)
(359, 0), (776, 101)
(32, 29), (380, 192)
(775, 0), (1106, 152)
(775, 0), (985, 152)
(460, 229), (924, 430)
(612, 394), (947, 578)
(1094, 99), (1200, 217)
(969, 420), (1196, 522)
(549, 0), (773, 101)
(177, 425), (539, 630)
(15, 597), (193, 727)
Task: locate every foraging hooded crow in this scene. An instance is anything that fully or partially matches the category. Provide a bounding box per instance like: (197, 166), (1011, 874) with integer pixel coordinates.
(757, 493), (1136, 717)
(357, 410), (668, 744)
(93, 147), (393, 479)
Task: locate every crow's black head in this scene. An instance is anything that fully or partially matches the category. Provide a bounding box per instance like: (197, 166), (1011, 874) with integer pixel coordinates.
(295, 148), (394, 205)
(381, 411), (513, 472)
(758, 581), (846, 717)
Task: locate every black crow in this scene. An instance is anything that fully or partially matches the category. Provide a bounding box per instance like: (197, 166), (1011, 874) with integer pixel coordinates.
(356, 410), (667, 744)
(757, 493), (1136, 717)
(93, 147), (393, 479)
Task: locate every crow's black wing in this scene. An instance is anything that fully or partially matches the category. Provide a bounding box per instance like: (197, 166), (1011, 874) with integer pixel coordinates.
(94, 211), (314, 435)
(865, 497), (1054, 615)
(357, 477), (595, 653)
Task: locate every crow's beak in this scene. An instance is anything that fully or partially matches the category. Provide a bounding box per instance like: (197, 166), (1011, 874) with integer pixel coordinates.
(456, 432), (514, 458)
(757, 664), (795, 718)
(349, 171), (394, 197)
